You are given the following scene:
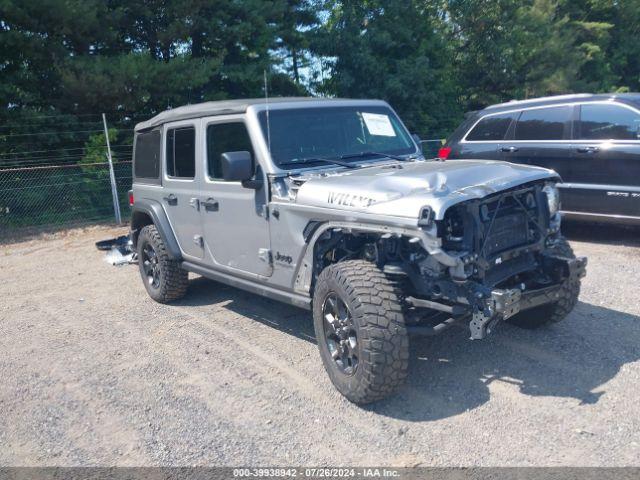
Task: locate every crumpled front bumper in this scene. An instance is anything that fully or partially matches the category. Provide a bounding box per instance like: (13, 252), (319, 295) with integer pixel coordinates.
(469, 256), (587, 340)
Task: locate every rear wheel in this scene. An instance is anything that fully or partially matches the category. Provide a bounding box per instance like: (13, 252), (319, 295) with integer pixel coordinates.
(312, 260), (409, 404)
(507, 237), (580, 329)
(137, 225), (188, 303)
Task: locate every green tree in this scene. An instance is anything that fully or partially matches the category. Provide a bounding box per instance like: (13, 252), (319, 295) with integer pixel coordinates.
(0, 0), (310, 121)
(1, 0), (638, 155)
(445, 0), (589, 109)
(609, 0), (640, 91)
(559, 0), (639, 92)
(315, 0), (461, 137)
(276, 0), (321, 86)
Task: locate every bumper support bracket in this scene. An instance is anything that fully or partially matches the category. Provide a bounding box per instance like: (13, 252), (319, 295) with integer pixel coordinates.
(469, 256), (587, 340)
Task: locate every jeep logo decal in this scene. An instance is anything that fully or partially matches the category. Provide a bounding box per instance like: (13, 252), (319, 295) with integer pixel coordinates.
(327, 191), (375, 208)
(275, 251), (293, 264)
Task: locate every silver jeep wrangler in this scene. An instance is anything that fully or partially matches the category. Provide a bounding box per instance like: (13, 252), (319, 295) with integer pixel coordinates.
(129, 98), (587, 403)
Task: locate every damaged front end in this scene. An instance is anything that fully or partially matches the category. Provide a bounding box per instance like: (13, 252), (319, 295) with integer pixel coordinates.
(399, 181), (587, 339)
(466, 253), (586, 339)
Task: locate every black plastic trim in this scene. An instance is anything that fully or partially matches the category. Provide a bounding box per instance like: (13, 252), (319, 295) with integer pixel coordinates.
(130, 199), (182, 259)
(181, 261), (312, 310)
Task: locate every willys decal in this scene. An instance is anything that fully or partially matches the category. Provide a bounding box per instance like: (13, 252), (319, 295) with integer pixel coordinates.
(327, 191), (375, 208)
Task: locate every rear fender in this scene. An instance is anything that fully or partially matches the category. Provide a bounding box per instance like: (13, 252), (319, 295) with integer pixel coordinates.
(130, 199), (182, 260)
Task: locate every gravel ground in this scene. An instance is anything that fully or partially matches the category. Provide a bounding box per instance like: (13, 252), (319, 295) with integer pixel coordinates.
(0, 223), (639, 466)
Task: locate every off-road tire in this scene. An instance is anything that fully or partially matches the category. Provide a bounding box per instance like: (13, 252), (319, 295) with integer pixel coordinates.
(507, 237), (580, 329)
(312, 260), (409, 404)
(137, 224), (188, 303)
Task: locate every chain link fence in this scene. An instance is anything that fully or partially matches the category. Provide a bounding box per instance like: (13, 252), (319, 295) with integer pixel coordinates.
(0, 161), (131, 232)
(0, 113), (135, 239)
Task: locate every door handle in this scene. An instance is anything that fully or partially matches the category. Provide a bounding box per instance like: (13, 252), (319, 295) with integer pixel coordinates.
(163, 194), (178, 205)
(576, 146), (600, 154)
(201, 197), (219, 212)
(501, 146), (519, 153)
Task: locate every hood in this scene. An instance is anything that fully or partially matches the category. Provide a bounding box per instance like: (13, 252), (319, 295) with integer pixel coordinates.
(293, 159), (559, 220)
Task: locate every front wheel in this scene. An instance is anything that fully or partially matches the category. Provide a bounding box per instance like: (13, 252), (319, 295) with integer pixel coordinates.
(312, 260), (409, 404)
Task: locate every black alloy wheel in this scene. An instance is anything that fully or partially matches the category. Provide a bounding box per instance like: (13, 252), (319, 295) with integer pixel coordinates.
(141, 242), (161, 289)
(136, 224), (188, 303)
(322, 292), (359, 375)
(312, 260), (409, 404)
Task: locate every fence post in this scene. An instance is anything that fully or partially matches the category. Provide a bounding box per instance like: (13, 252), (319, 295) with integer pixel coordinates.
(102, 113), (122, 224)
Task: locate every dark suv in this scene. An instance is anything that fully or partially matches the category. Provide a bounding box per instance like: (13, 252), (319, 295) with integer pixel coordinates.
(441, 93), (640, 225)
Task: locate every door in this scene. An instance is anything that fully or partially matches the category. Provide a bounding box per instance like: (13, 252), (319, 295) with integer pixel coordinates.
(567, 102), (640, 217)
(501, 105), (573, 179)
(200, 117), (272, 277)
(162, 122), (204, 259)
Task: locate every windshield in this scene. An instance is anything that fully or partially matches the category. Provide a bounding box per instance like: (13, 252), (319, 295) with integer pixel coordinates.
(257, 105), (416, 169)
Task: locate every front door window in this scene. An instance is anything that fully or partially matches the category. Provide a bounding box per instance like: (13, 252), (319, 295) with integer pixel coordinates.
(206, 123), (255, 180)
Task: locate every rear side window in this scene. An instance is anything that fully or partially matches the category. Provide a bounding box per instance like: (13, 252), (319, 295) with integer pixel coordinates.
(166, 127), (196, 178)
(466, 112), (517, 141)
(515, 106), (571, 140)
(579, 104), (640, 140)
(207, 122), (254, 180)
(133, 130), (161, 180)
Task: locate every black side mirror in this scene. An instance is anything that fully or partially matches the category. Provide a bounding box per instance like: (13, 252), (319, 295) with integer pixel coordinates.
(221, 151), (253, 182)
(412, 133), (423, 153)
(221, 151), (263, 189)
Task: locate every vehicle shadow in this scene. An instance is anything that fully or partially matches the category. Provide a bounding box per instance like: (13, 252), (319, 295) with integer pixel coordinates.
(178, 277), (640, 422)
(562, 221), (640, 247)
(176, 276), (316, 343)
(368, 300), (640, 421)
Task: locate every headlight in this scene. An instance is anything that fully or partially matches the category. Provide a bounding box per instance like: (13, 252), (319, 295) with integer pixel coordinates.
(543, 184), (560, 215)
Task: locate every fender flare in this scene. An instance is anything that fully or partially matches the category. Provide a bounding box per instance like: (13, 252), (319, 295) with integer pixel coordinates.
(292, 220), (461, 295)
(130, 199), (182, 260)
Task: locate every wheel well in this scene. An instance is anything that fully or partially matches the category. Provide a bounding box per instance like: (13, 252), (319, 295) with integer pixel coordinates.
(310, 229), (420, 292)
(130, 210), (153, 247)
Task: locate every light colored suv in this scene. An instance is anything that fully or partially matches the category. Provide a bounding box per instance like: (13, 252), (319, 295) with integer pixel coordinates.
(129, 97), (586, 403)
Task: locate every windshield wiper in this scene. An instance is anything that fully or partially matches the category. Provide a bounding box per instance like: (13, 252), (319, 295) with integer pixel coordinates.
(339, 151), (407, 161)
(279, 157), (359, 169)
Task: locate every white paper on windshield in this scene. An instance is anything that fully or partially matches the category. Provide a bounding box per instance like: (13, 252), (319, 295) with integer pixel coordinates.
(362, 112), (396, 137)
